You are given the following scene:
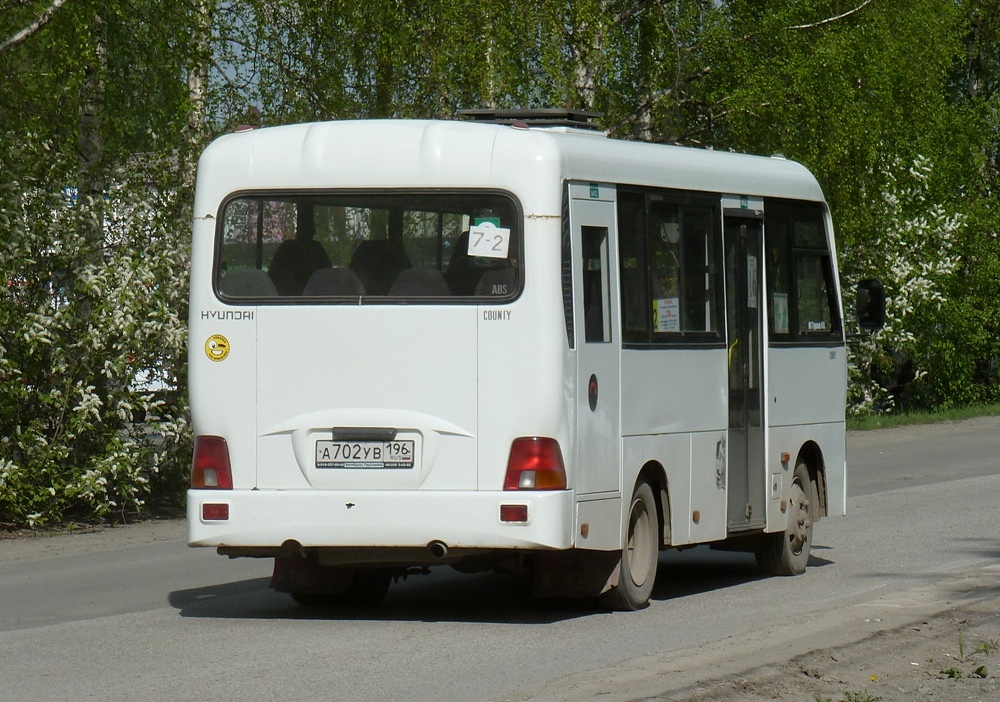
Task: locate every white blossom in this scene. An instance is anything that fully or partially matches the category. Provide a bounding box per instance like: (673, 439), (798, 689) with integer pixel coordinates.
(846, 155), (965, 414)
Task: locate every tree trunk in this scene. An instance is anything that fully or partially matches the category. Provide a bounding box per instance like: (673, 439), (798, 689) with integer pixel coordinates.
(77, 12), (107, 260)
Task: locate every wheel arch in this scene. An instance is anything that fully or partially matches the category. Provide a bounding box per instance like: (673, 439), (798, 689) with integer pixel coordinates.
(795, 440), (828, 519)
(634, 460), (670, 548)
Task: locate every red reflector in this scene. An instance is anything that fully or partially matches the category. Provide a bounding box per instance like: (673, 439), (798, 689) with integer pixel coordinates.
(202, 503), (230, 521)
(504, 437), (567, 490)
(500, 504), (528, 523)
(191, 435), (233, 489)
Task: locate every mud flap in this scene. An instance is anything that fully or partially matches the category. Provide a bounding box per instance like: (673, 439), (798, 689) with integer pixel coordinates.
(532, 550), (622, 599)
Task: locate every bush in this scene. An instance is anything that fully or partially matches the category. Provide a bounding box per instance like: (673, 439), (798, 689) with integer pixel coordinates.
(0, 139), (191, 527)
(844, 155), (965, 415)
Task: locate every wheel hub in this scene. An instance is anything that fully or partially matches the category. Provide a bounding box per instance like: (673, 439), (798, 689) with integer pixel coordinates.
(786, 481), (812, 555)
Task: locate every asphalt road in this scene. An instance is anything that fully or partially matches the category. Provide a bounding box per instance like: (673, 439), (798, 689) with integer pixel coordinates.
(1, 417), (998, 701)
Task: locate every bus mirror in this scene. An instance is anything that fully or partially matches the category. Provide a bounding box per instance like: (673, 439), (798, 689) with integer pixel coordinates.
(856, 279), (885, 331)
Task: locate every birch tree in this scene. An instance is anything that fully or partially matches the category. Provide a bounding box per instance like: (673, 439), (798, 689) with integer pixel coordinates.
(0, 0), (200, 526)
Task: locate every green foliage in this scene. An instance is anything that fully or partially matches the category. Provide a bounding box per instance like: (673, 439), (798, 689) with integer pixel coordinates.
(4, 0), (1000, 525)
(847, 402), (1000, 431)
(844, 156), (967, 413)
(976, 639), (1000, 655)
(0, 139), (190, 527)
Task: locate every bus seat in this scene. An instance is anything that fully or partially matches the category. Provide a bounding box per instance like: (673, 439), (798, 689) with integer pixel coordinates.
(268, 238), (332, 296)
(303, 267), (365, 296)
(219, 268), (277, 297)
(475, 268), (516, 296)
(389, 267), (451, 296)
(350, 239), (411, 295)
(445, 231), (481, 295)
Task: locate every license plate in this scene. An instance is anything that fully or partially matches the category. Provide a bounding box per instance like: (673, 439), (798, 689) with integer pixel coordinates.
(315, 440), (415, 469)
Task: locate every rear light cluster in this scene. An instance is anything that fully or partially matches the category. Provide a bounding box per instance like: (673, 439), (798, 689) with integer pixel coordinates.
(191, 435), (233, 489)
(503, 437), (567, 490)
(501, 437), (566, 524)
(191, 435), (232, 522)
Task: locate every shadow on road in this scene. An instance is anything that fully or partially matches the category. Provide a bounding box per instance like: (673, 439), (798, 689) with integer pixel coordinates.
(951, 536), (1000, 561)
(168, 569), (588, 624)
(651, 545), (834, 602)
(169, 546), (835, 624)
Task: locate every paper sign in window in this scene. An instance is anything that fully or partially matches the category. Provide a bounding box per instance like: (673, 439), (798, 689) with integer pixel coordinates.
(654, 298), (680, 332)
(468, 222), (511, 259)
(772, 293), (789, 334)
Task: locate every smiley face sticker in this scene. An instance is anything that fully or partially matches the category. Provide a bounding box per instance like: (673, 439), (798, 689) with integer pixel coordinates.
(205, 334), (230, 362)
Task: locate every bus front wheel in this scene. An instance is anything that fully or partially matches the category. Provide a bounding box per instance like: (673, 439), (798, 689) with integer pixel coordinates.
(756, 461), (813, 576)
(600, 480), (659, 611)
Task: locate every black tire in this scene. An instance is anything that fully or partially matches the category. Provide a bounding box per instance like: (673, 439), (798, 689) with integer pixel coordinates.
(756, 461), (813, 576)
(341, 569), (393, 606)
(600, 480), (659, 611)
(290, 569), (393, 608)
(290, 591), (335, 607)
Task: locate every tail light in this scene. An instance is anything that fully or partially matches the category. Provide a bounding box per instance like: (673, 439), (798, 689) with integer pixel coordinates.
(504, 437), (566, 490)
(191, 435), (233, 489)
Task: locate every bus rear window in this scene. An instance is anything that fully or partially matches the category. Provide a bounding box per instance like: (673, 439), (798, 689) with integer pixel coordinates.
(215, 191), (521, 301)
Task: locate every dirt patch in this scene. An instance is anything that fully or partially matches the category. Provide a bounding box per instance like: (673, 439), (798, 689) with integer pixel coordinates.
(679, 599), (1000, 702)
(502, 566), (1000, 702)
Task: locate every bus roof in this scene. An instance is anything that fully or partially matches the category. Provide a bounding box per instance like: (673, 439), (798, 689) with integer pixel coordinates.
(195, 119), (825, 211)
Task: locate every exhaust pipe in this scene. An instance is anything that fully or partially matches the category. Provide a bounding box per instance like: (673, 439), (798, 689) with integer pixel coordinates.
(280, 539), (307, 559)
(427, 540), (449, 559)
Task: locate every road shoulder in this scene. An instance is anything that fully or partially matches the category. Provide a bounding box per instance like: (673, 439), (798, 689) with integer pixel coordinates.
(0, 519), (186, 564)
(502, 564), (1000, 701)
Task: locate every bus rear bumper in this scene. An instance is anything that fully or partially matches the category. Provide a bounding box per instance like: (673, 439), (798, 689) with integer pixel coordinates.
(187, 488), (576, 554)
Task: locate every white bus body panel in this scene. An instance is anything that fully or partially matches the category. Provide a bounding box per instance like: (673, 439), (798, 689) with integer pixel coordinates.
(254, 305), (479, 491)
(767, 344), (848, 522)
(620, 348), (729, 545)
(188, 490), (575, 550)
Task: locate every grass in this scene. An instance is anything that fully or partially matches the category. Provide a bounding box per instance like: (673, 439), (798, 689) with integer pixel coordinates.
(940, 633), (998, 680)
(847, 403), (1000, 431)
(813, 692), (882, 702)
(976, 639), (1000, 656)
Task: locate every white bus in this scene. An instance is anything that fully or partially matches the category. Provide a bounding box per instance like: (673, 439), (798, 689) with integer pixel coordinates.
(187, 112), (878, 610)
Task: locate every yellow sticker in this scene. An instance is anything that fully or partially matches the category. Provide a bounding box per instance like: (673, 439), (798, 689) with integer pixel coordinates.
(205, 334), (230, 362)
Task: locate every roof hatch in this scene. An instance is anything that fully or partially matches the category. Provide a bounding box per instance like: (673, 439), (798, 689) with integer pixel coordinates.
(457, 108), (603, 132)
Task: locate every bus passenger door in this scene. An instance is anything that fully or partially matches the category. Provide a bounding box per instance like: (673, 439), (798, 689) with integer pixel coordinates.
(569, 183), (621, 496)
(724, 209), (766, 531)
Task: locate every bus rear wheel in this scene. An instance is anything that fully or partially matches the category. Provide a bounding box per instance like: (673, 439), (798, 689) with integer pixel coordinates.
(600, 480), (659, 611)
(756, 461), (813, 576)
(286, 566), (393, 608)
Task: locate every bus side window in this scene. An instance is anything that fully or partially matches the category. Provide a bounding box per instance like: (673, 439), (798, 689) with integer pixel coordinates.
(763, 200), (841, 340)
(765, 224), (792, 338)
(617, 191), (649, 343)
(582, 226), (611, 343)
(796, 254), (834, 333)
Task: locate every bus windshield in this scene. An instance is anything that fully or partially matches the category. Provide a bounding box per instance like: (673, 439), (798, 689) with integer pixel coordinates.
(215, 191), (521, 302)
